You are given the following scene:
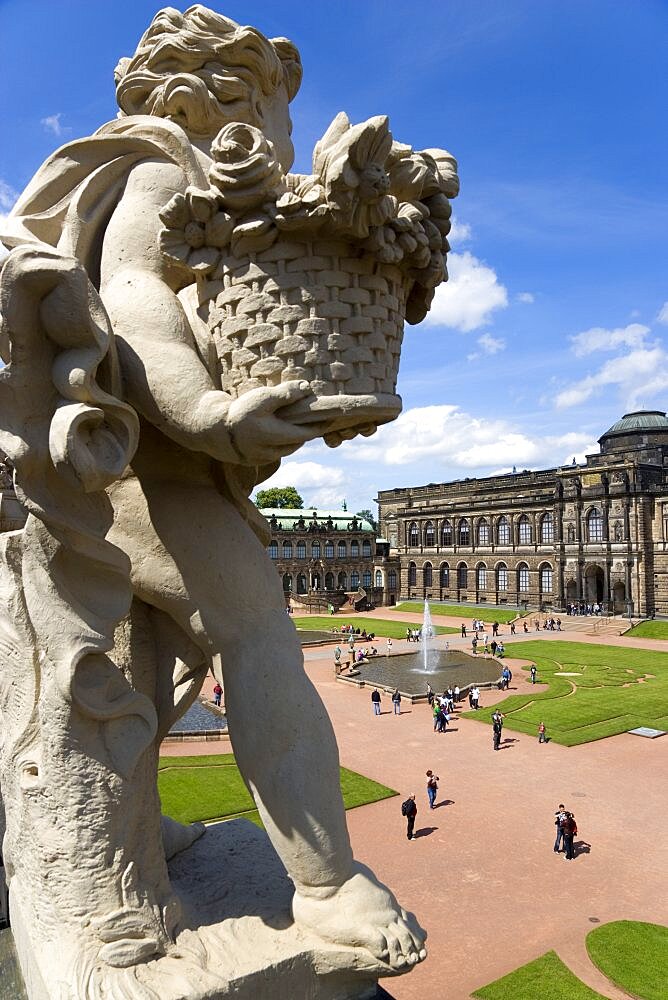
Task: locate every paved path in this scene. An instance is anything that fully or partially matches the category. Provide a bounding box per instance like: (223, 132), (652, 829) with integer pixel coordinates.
(164, 628), (668, 999)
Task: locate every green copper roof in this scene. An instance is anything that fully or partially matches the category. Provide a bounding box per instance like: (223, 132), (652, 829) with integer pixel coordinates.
(600, 410), (668, 439)
(259, 508), (375, 532)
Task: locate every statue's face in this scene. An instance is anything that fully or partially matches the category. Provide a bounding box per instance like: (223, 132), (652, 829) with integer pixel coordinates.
(254, 83), (294, 171)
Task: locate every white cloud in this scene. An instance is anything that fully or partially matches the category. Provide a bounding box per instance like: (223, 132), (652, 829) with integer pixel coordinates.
(448, 217), (471, 246)
(555, 344), (668, 409)
(516, 291), (534, 303)
(332, 404), (596, 472)
(254, 460), (347, 509)
(422, 250), (508, 332)
(40, 113), (64, 136)
(478, 332), (505, 354)
(569, 322), (650, 357)
(657, 302), (668, 325)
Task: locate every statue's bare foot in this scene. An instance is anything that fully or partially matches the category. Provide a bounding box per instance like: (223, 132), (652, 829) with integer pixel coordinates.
(292, 862), (426, 972)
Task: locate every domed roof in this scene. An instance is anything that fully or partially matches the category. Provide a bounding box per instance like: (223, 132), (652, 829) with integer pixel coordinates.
(600, 410), (668, 440)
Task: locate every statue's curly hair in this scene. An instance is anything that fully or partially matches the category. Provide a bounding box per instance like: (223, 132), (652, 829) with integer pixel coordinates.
(114, 5), (302, 138)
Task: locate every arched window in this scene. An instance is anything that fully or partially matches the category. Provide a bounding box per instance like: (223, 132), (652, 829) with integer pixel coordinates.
(423, 562), (433, 588)
(350, 539), (359, 557)
(311, 540), (321, 559)
(425, 521), (435, 546)
(282, 573), (292, 592)
(408, 522), (419, 546)
(388, 569), (397, 590)
(297, 573), (307, 594)
(540, 512), (554, 544)
(540, 564), (553, 593)
(283, 540), (293, 559)
(458, 519), (470, 545)
(351, 570), (360, 589)
(296, 540), (306, 559)
(476, 563), (487, 589)
(497, 516), (510, 545)
(362, 539), (372, 557)
(337, 540), (347, 558)
(324, 540), (334, 558)
(517, 563), (530, 592)
(408, 561), (417, 586)
(268, 540), (278, 559)
(337, 571), (347, 589)
(587, 507), (604, 542)
(325, 572), (335, 590)
(457, 563), (468, 589)
(496, 563), (508, 591)
(518, 516), (532, 545)
(440, 562), (449, 587)
(375, 569), (383, 588)
(441, 520), (453, 546)
(362, 570), (372, 588)
(477, 519), (490, 545)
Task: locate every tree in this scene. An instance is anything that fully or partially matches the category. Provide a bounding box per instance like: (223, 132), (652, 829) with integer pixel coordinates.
(356, 508), (377, 531)
(255, 486), (304, 509)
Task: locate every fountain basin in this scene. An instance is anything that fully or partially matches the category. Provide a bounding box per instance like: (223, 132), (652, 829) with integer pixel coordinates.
(337, 650), (502, 699)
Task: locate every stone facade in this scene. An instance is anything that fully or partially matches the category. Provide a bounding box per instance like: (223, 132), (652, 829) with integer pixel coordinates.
(261, 508), (381, 609)
(376, 411), (668, 616)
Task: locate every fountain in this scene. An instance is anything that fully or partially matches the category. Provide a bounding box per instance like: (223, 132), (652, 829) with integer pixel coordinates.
(422, 599), (434, 672)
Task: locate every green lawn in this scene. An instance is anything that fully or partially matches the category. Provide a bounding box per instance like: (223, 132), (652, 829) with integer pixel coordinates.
(293, 615), (457, 637)
(473, 922), (668, 1000)
(587, 921), (668, 1000)
(472, 950), (607, 1000)
(627, 620), (668, 640)
(464, 640), (668, 745)
(158, 753), (397, 827)
(397, 602), (520, 624)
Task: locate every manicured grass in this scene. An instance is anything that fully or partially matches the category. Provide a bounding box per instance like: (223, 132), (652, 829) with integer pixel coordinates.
(472, 950), (607, 999)
(293, 615), (457, 637)
(464, 640), (668, 745)
(158, 753), (397, 827)
(627, 620), (668, 640)
(586, 921), (668, 1000)
(397, 602), (519, 624)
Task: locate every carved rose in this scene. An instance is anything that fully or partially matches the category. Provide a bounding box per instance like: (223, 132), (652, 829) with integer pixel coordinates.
(209, 122), (284, 212)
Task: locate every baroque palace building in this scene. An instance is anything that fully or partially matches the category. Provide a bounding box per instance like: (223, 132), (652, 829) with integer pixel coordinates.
(375, 411), (668, 616)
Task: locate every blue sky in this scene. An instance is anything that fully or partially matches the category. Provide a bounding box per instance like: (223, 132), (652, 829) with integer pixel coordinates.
(1, 0), (667, 515)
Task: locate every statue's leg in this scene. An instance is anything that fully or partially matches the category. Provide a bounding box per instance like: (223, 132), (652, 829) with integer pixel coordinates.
(108, 474), (426, 969)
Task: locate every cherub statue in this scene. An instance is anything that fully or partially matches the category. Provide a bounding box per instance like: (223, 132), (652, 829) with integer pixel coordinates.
(0, 6), (457, 997)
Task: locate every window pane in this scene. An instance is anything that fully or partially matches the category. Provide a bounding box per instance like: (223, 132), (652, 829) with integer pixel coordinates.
(362, 540), (372, 557)
(296, 541), (306, 559)
(425, 522), (435, 546)
(477, 566), (487, 589)
(325, 541), (334, 558)
(498, 518), (510, 545)
(408, 562), (417, 586)
(440, 563), (449, 587)
(441, 521), (452, 545)
(268, 541), (278, 559)
(518, 565), (529, 591)
(351, 571), (360, 588)
(363, 571), (372, 588)
(312, 541), (321, 558)
(497, 566), (508, 591)
(283, 541), (293, 558)
(423, 563), (433, 587)
(388, 570), (397, 589)
(519, 518), (532, 544)
(459, 520), (470, 545)
(541, 513), (554, 543)
(375, 570), (382, 587)
(409, 522), (419, 546)
(337, 541), (347, 558)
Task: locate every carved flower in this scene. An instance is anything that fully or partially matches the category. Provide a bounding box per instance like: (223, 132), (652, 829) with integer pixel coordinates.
(312, 112), (398, 238)
(209, 122), (284, 212)
(158, 188), (234, 274)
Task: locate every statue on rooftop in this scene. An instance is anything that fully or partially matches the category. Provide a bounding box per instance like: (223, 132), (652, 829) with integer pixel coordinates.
(0, 6), (458, 997)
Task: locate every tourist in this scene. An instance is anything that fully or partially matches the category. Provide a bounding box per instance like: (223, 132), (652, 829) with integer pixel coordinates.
(554, 804), (567, 852)
(432, 699), (441, 732)
(492, 709), (504, 750)
(471, 636), (478, 655)
(392, 688), (402, 715)
(427, 682), (434, 706)
(468, 688), (474, 709)
(446, 686), (454, 711)
(497, 642), (505, 657)
(523, 621), (529, 633)
(510, 621), (516, 635)
(426, 770), (439, 809)
(556, 618), (562, 631)
(402, 794), (417, 840)
(492, 621), (499, 637)
(387, 637), (393, 656)
(461, 623), (467, 638)
(535, 619), (540, 632)
(472, 686), (480, 710)
(369, 646), (378, 656)
(538, 721), (547, 743)
(562, 812), (578, 860)
(530, 664), (537, 684)
(454, 684), (460, 703)
(491, 639), (498, 657)
(213, 681), (223, 707)
(371, 688), (381, 716)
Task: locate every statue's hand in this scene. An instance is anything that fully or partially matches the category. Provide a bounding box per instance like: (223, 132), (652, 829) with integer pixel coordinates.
(224, 381), (328, 464)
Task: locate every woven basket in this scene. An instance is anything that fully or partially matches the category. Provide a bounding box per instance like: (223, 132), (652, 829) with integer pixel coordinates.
(196, 237), (407, 432)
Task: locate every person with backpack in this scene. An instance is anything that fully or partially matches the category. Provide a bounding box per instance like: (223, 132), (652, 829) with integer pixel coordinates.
(401, 794), (418, 839)
(562, 812), (578, 860)
(426, 771), (439, 809)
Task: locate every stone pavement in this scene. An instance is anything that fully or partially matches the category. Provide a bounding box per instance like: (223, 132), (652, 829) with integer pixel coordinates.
(164, 627), (668, 999)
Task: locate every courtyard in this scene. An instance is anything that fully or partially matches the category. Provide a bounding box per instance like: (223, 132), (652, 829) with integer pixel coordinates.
(162, 608), (668, 999)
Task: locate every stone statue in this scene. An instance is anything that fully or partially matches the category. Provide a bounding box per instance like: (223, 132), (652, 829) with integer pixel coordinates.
(0, 6), (458, 997)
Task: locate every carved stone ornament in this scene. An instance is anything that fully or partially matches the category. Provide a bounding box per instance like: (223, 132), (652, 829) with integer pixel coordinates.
(0, 6), (454, 999)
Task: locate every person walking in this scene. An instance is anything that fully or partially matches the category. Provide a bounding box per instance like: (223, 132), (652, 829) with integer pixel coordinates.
(472, 686), (480, 710)
(213, 682), (223, 707)
(510, 620), (516, 635)
(426, 771), (439, 809)
(427, 682), (434, 706)
(386, 637), (393, 656)
(492, 709), (504, 750)
(538, 721), (547, 743)
(530, 664), (537, 684)
(554, 804), (567, 852)
(402, 794), (417, 840)
(562, 812), (578, 860)
(392, 688), (402, 715)
(371, 688), (382, 716)
(461, 623), (467, 638)
(454, 684), (460, 704)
